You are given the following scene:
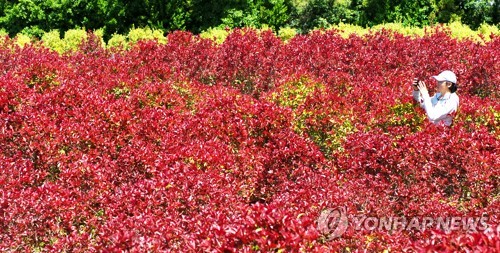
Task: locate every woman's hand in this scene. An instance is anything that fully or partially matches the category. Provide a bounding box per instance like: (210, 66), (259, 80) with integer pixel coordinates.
(416, 81), (429, 98)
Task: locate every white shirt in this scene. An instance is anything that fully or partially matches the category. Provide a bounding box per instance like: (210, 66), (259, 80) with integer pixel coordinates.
(413, 91), (459, 126)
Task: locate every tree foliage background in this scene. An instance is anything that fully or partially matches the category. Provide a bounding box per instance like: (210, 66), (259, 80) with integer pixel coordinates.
(0, 0), (498, 38)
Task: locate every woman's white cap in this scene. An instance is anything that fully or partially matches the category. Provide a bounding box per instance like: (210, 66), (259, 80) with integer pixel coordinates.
(432, 70), (457, 84)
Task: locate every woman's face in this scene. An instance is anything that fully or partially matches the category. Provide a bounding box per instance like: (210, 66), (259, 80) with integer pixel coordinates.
(436, 81), (451, 94)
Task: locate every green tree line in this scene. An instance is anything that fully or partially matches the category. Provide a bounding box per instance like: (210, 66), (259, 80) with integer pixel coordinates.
(1, 0), (498, 39)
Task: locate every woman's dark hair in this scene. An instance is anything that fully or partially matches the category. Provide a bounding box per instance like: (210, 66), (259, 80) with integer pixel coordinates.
(450, 82), (458, 93)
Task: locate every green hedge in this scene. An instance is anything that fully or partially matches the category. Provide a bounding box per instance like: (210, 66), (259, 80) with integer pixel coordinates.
(1, 0), (498, 39)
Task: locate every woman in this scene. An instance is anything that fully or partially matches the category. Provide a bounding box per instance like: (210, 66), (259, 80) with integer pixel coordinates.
(413, 70), (459, 126)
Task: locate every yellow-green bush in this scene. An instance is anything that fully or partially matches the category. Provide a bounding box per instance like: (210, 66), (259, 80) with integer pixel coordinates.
(90, 28), (106, 48)
(441, 22), (499, 42)
(127, 27), (166, 44)
(328, 22), (369, 38)
(39, 27), (164, 52)
(325, 21), (499, 42)
(200, 26), (295, 43)
(478, 23), (500, 38)
(442, 21), (481, 41)
(41, 28), (95, 53)
(108, 27), (166, 48)
(15, 34), (32, 47)
(41, 30), (64, 53)
(62, 29), (88, 51)
(277, 27), (297, 41)
(327, 22), (425, 38)
(200, 27), (231, 44)
(127, 28), (154, 43)
(107, 33), (128, 49)
(373, 23), (426, 37)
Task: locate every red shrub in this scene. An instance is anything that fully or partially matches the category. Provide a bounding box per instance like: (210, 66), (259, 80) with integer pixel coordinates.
(0, 29), (498, 251)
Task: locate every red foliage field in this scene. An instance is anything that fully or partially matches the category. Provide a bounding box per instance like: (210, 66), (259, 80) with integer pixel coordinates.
(0, 29), (498, 252)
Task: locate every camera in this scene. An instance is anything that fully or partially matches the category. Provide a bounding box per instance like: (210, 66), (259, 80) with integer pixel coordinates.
(413, 78), (419, 87)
